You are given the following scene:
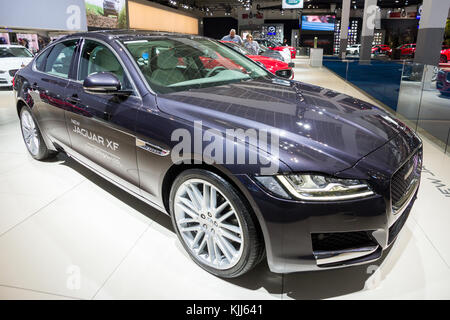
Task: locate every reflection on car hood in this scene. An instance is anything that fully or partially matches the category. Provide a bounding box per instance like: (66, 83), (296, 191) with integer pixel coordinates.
(156, 78), (405, 174)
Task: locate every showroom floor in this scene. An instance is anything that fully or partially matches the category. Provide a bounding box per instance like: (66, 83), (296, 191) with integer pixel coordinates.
(0, 60), (449, 299)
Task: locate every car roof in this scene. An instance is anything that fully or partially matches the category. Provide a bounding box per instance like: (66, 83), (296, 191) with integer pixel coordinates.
(56, 29), (206, 43)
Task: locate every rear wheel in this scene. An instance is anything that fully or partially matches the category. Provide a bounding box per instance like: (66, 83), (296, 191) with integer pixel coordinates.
(441, 55), (448, 63)
(20, 105), (56, 160)
(169, 169), (263, 278)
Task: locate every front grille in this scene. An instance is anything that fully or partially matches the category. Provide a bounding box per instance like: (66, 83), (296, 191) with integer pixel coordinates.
(388, 205), (412, 244)
(312, 231), (376, 251)
(391, 149), (422, 210)
(9, 69), (18, 77)
(0, 79), (7, 84)
(275, 69), (292, 79)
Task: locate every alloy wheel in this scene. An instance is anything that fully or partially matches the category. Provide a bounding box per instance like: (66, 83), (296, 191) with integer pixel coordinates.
(174, 179), (244, 270)
(21, 110), (40, 156)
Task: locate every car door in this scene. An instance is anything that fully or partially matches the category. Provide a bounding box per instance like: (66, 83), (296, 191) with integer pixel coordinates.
(31, 38), (80, 147)
(65, 38), (141, 192)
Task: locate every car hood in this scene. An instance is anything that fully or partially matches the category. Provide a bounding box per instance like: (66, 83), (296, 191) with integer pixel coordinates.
(156, 78), (404, 174)
(0, 57), (33, 70)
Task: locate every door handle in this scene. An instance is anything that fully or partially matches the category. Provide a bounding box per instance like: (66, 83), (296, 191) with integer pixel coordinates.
(103, 111), (112, 121)
(67, 94), (81, 104)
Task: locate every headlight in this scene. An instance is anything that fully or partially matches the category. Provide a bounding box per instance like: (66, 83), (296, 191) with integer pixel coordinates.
(277, 174), (374, 201)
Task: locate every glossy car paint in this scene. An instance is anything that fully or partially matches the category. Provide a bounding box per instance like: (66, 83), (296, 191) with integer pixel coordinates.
(440, 47), (450, 63)
(372, 45), (391, 54)
(14, 31), (422, 273)
(398, 43), (416, 57)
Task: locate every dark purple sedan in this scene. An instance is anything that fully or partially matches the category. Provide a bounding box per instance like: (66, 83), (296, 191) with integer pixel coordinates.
(13, 31), (422, 278)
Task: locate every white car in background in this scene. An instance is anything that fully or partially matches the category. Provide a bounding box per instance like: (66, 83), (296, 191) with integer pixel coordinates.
(0, 44), (34, 87)
(279, 47), (292, 64)
(255, 39), (293, 64)
(346, 44), (361, 55)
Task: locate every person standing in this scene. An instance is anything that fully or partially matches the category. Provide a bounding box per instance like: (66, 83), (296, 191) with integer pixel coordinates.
(244, 34), (260, 55)
(221, 29), (243, 45)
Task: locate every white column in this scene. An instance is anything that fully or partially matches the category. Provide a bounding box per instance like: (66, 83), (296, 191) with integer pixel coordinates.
(339, 0), (351, 59)
(359, 0), (377, 63)
(414, 0), (450, 66)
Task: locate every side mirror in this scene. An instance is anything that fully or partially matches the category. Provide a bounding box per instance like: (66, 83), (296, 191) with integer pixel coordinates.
(83, 72), (122, 95)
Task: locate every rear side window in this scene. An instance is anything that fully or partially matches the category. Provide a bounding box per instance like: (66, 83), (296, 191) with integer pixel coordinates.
(35, 48), (51, 72)
(43, 39), (78, 78)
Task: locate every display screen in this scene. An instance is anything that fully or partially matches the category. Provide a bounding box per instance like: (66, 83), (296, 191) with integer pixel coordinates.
(301, 15), (336, 31)
(85, 0), (127, 29)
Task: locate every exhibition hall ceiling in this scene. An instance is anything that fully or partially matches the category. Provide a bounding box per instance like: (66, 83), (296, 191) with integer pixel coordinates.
(151, 0), (422, 10)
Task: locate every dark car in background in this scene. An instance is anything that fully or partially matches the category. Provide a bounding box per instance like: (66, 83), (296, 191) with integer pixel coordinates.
(13, 31), (422, 278)
(437, 67), (450, 96)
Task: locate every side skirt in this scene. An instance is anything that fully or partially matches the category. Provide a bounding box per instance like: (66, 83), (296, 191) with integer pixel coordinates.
(54, 140), (169, 216)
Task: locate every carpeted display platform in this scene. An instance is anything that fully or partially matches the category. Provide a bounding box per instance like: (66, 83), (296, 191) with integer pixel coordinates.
(323, 57), (404, 111)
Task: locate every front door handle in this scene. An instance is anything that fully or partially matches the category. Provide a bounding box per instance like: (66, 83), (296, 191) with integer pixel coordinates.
(67, 94), (80, 104)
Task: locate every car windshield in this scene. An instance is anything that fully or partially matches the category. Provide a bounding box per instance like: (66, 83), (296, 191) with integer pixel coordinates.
(0, 46), (33, 58)
(122, 37), (270, 94)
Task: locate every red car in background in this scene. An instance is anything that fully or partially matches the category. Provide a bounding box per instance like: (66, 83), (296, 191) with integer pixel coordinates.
(394, 43), (416, 57)
(220, 41), (294, 79)
(254, 38), (296, 58)
(440, 46), (450, 63)
(372, 44), (391, 54)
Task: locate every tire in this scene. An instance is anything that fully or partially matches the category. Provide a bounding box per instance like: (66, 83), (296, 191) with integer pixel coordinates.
(19, 105), (56, 160)
(169, 169), (264, 278)
(441, 55), (448, 63)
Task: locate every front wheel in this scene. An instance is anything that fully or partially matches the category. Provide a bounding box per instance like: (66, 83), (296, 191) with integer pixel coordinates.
(441, 55), (448, 63)
(169, 169), (264, 278)
(20, 105), (56, 160)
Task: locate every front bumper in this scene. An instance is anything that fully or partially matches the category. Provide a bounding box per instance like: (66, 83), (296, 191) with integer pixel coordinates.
(236, 130), (422, 273)
(0, 73), (13, 87)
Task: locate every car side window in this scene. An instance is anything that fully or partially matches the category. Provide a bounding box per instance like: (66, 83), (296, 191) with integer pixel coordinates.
(35, 48), (51, 72)
(78, 40), (132, 90)
(44, 40), (78, 78)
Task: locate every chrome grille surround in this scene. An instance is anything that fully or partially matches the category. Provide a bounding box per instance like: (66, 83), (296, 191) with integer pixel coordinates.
(391, 149), (422, 214)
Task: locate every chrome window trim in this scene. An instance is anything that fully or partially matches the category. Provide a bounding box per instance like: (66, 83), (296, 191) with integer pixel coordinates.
(74, 37), (141, 99)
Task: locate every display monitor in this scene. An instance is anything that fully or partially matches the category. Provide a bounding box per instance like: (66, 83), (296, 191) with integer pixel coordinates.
(301, 15), (335, 31)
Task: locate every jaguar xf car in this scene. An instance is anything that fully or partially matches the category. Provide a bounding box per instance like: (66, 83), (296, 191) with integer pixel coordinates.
(13, 31), (422, 278)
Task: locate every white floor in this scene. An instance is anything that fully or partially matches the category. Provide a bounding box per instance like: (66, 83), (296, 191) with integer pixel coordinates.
(0, 61), (449, 299)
